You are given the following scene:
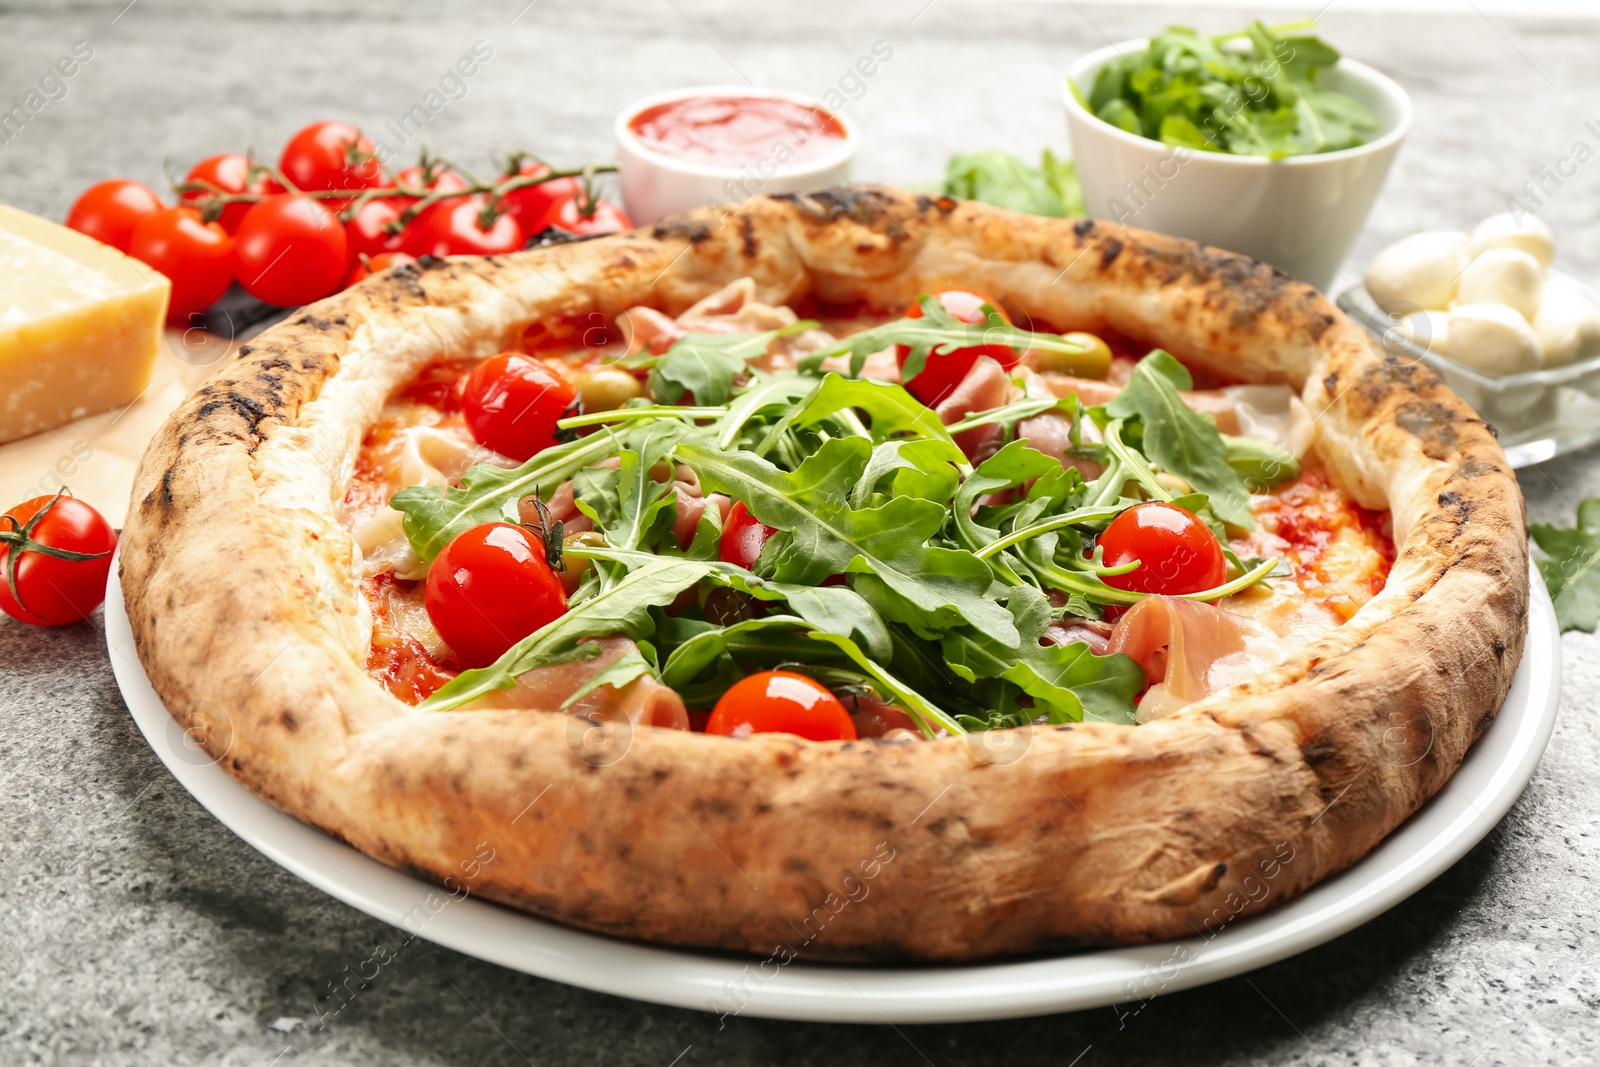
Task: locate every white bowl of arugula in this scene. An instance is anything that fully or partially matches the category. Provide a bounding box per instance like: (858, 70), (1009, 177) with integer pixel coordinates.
(1062, 21), (1412, 291)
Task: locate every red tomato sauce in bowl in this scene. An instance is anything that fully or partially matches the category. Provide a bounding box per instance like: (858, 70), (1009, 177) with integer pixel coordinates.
(626, 95), (847, 167)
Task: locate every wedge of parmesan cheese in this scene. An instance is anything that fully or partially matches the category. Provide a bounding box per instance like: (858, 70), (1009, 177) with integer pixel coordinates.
(0, 204), (169, 444)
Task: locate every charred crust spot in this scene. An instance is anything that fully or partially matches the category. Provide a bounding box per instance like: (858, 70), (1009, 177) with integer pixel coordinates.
(783, 856), (812, 874)
(144, 465), (176, 509)
(774, 186), (897, 226)
(1073, 219), (1096, 239)
(416, 255), (450, 270)
(1304, 311), (1335, 341)
(915, 194), (958, 214)
(1322, 371), (1340, 394)
(1300, 739), (1337, 764)
(1099, 238), (1124, 269)
(196, 389), (272, 438)
(280, 711), (299, 732)
(294, 314), (332, 331)
(739, 215), (757, 258)
(525, 228), (600, 249)
(1475, 710), (1498, 735)
(238, 344), (254, 359)
(1394, 401), (1460, 460)
(1437, 490), (1471, 518)
(651, 219), (713, 243)
(1494, 640), (1507, 658)
(690, 796), (736, 819)
(1203, 863), (1227, 891)
(854, 241), (876, 254)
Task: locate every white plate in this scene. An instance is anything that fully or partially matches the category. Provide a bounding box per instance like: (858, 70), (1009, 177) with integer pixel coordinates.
(105, 559), (1561, 1024)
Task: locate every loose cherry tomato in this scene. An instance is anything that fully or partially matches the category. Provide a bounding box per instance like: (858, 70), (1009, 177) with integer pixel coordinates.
(549, 194), (633, 237)
(402, 198), (523, 258)
(66, 179), (165, 253)
(462, 352), (578, 461)
(0, 493), (117, 626)
(233, 194), (350, 307)
(278, 121), (390, 204)
(895, 288), (1017, 407)
(394, 162), (470, 202)
(1096, 502), (1227, 596)
(719, 501), (775, 571)
(706, 670), (856, 741)
(500, 160), (581, 235)
(345, 197), (408, 258)
(179, 154), (283, 233)
(424, 522), (567, 668)
(127, 206), (233, 321)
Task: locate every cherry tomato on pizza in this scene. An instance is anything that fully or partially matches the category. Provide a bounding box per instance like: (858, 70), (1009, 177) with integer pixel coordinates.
(548, 194), (633, 237)
(1096, 501), (1227, 596)
(278, 120), (389, 205)
(401, 198), (523, 258)
(461, 353), (578, 461)
(706, 670), (856, 741)
(66, 179), (165, 253)
(0, 493), (117, 626)
(232, 194), (350, 307)
(179, 154), (283, 233)
(719, 501), (775, 571)
(127, 206), (233, 321)
(895, 288), (1017, 407)
(424, 522), (567, 668)
(499, 159), (581, 235)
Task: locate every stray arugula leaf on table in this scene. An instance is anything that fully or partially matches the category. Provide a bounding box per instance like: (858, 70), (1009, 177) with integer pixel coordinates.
(1532, 498), (1600, 632)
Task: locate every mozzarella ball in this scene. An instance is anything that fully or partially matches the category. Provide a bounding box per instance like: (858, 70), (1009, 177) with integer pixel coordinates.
(1446, 303), (1543, 376)
(1364, 231), (1471, 312)
(1471, 212), (1555, 270)
(1456, 248), (1543, 320)
(1532, 277), (1600, 367)
(1390, 309), (1449, 357)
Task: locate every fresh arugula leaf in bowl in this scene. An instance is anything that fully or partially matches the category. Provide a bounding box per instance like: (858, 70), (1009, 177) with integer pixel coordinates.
(1077, 20), (1378, 159)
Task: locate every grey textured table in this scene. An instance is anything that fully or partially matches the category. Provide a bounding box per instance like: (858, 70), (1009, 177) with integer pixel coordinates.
(3, 2), (1599, 1064)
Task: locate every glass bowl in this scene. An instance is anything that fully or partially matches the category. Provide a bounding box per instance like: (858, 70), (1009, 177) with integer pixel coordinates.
(1335, 272), (1600, 467)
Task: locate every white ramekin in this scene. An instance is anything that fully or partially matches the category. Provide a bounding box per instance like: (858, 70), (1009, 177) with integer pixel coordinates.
(615, 86), (858, 226)
(1062, 40), (1413, 291)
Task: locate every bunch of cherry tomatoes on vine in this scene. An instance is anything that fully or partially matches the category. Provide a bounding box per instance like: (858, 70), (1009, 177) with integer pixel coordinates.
(65, 119), (631, 323)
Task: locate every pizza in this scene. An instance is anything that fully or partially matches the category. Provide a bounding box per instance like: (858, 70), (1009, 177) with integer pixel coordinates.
(119, 187), (1528, 961)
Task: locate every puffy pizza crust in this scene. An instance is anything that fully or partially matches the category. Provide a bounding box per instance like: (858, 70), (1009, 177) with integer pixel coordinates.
(120, 188), (1527, 960)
